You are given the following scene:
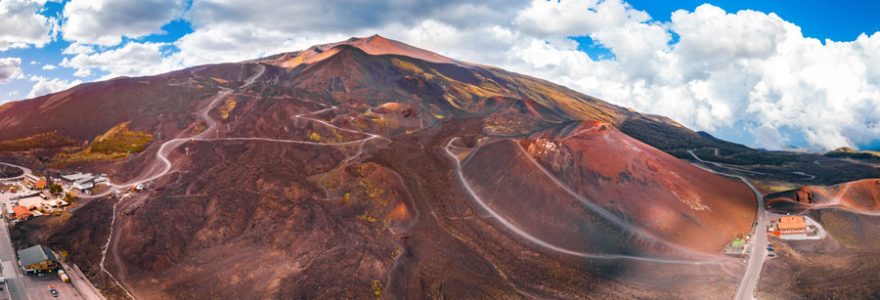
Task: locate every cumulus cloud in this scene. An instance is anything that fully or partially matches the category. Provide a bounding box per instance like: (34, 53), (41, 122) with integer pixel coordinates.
(0, 58), (23, 84)
(61, 42), (179, 78)
(51, 0), (880, 150)
(61, 0), (187, 46)
(514, 0), (648, 38)
(27, 75), (81, 98)
(0, 0), (56, 51)
(62, 42), (94, 55)
(506, 1), (880, 150)
(186, 0), (520, 34)
(41, 64), (56, 70)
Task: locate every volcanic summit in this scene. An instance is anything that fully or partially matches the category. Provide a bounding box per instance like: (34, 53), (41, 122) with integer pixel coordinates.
(1, 36), (878, 299)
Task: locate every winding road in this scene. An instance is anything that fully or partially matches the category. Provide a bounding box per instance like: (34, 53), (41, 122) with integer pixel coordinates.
(2, 61), (779, 298)
(91, 63), (392, 299)
(688, 150), (768, 300)
(0, 162), (31, 182)
(444, 138), (733, 265)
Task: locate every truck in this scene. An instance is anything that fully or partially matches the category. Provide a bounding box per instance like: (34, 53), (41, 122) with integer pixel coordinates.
(58, 269), (70, 283)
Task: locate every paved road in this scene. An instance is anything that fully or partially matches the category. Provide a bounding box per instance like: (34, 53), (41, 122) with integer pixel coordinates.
(733, 178), (767, 300)
(0, 163), (30, 182)
(0, 219), (28, 300)
(0, 217), (83, 300)
(66, 266), (103, 300)
(0, 165), (101, 300)
(688, 150), (768, 300)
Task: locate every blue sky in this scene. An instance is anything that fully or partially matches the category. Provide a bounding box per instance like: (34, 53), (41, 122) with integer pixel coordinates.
(576, 1), (880, 61)
(7, 0), (879, 100)
(1, 0), (879, 151)
(630, 0), (880, 41)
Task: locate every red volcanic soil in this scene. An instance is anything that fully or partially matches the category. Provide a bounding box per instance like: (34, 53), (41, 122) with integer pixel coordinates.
(346, 35), (455, 64)
(461, 139), (644, 256)
(4, 36), (772, 299)
(0, 63), (255, 142)
(263, 35), (454, 69)
(517, 121), (756, 253)
(767, 178), (880, 214)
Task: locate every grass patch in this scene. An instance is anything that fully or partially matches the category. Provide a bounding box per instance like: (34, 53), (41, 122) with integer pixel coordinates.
(218, 98), (237, 120)
(0, 132), (75, 151)
(53, 122), (152, 165)
(90, 122), (153, 154)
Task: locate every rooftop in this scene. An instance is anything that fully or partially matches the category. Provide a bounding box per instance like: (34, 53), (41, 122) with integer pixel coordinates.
(17, 245), (59, 266)
(61, 173), (93, 182)
(778, 216), (807, 230)
(12, 206), (30, 216)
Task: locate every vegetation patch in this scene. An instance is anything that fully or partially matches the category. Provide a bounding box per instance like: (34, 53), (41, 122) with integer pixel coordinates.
(825, 147), (880, 160)
(53, 122), (153, 165)
(308, 132), (322, 142)
(0, 131), (76, 151)
(90, 122), (153, 154)
(218, 98), (237, 120)
(371, 280), (383, 300)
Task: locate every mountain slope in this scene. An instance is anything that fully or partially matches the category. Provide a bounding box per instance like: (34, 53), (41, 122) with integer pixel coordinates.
(2, 36), (773, 299)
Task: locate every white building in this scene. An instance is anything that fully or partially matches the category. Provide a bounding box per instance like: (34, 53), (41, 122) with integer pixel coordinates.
(60, 173), (94, 183)
(72, 178), (95, 192)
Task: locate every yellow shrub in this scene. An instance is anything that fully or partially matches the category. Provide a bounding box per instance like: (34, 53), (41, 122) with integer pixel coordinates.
(308, 132), (322, 142)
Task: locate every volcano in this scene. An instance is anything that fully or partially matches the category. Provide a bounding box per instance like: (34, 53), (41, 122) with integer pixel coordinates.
(1, 36), (766, 299)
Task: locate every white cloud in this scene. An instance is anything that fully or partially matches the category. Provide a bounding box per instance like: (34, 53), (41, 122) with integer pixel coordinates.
(171, 25), (347, 67)
(61, 42), (180, 78)
(62, 42), (94, 55)
(61, 0), (187, 46)
(514, 0), (648, 38)
(27, 75), (81, 98)
(185, 0), (519, 34)
(0, 0), (56, 51)
(501, 2), (880, 150)
(0, 57), (23, 84)
(41, 64), (56, 70)
(54, 0), (880, 150)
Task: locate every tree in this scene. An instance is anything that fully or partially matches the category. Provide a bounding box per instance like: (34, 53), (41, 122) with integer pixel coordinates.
(49, 184), (63, 195)
(64, 191), (77, 202)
